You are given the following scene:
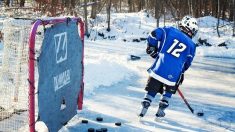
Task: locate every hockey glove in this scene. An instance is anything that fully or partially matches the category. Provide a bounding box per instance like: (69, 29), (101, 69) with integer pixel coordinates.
(146, 46), (158, 58)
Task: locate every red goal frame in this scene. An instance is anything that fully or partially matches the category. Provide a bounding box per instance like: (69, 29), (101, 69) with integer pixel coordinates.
(28, 17), (84, 132)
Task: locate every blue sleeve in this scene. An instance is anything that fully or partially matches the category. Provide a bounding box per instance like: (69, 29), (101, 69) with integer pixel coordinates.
(183, 45), (196, 72)
(147, 28), (164, 47)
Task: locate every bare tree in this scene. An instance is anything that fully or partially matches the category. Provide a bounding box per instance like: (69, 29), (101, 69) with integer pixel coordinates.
(155, 0), (162, 27)
(91, 0), (97, 19)
(119, 0), (122, 12)
(221, 0), (228, 20)
(229, 0), (234, 21)
(233, 0), (235, 36)
(188, 0), (191, 15)
(20, 0), (25, 7)
(84, 0), (89, 36)
(71, 0), (75, 8)
(217, 0), (221, 37)
(137, 0), (143, 12)
(5, 0), (10, 6)
(106, 0), (111, 31)
(128, 0), (133, 12)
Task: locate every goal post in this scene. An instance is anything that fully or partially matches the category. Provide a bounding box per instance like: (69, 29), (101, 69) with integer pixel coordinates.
(29, 18), (85, 132)
(0, 17), (84, 132)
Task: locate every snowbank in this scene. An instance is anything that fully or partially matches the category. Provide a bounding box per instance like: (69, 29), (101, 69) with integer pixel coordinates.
(87, 12), (235, 58)
(196, 16), (234, 48)
(88, 11), (156, 42)
(84, 57), (135, 96)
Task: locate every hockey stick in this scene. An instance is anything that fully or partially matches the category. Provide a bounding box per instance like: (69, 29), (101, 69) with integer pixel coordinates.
(177, 88), (204, 116)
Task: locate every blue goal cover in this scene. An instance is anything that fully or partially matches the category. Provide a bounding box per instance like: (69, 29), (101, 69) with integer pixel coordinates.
(38, 21), (83, 132)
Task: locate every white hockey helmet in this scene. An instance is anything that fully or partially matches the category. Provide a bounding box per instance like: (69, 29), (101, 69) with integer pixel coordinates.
(179, 16), (198, 37)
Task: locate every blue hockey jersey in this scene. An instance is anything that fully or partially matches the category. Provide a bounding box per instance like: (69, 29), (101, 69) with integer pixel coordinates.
(147, 26), (196, 86)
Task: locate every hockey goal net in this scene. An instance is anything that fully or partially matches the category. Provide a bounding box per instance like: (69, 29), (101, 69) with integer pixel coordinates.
(0, 17), (84, 132)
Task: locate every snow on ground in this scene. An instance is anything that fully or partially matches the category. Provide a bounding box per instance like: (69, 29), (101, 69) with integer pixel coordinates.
(195, 16), (235, 58)
(59, 13), (235, 132)
(60, 39), (235, 132)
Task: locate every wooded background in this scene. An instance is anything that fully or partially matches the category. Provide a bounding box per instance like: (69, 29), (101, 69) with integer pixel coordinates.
(2, 0), (235, 36)
(2, 0), (234, 20)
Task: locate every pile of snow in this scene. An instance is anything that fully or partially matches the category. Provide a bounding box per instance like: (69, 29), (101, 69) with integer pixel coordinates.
(196, 16), (234, 47)
(87, 10), (176, 42)
(84, 59), (135, 95)
(194, 16), (235, 58)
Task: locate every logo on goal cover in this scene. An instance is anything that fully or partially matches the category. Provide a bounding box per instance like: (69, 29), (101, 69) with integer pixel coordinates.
(54, 32), (68, 64)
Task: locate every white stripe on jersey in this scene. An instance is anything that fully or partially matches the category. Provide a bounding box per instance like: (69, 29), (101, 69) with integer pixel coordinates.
(159, 28), (167, 53)
(187, 55), (193, 58)
(148, 69), (176, 86)
(149, 32), (158, 40)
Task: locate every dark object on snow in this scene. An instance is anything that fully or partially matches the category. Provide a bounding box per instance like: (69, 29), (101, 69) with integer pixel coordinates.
(198, 38), (212, 47)
(218, 42), (227, 47)
(139, 113), (144, 117)
(130, 55), (141, 61)
(195, 43), (202, 47)
(115, 122), (122, 126)
(198, 38), (207, 44)
(37, 32), (42, 35)
(205, 42), (212, 46)
(197, 112), (204, 116)
(96, 117), (103, 122)
(101, 128), (108, 132)
(140, 37), (147, 41)
(0, 106), (5, 112)
(98, 32), (104, 38)
(82, 120), (88, 124)
(108, 36), (116, 40)
(123, 39), (127, 42)
(132, 39), (140, 42)
(95, 129), (102, 132)
(88, 128), (95, 132)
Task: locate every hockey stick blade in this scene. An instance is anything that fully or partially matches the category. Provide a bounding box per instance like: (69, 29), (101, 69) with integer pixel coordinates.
(178, 89), (204, 117)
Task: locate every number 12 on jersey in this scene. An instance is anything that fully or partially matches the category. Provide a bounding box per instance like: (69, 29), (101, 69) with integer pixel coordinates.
(167, 39), (187, 58)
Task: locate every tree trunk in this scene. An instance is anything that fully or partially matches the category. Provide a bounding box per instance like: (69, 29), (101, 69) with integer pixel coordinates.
(233, 0), (235, 36)
(221, 0), (227, 20)
(119, 0), (121, 12)
(84, 0), (89, 36)
(128, 0), (132, 12)
(217, 0), (221, 37)
(106, 0), (111, 32)
(51, 0), (57, 16)
(212, 0), (217, 17)
(204, 0), (209, 15)
(91, 0), (97, 19)
(138, 0), (142, 11)
(155, 0), (161, 27)
(71, 0), (75, 8)
(132, 0), (135, 12)
(65, 0), (69, 8)
(188, 0), (191, 15)
(20, 0), (24, 7)
(5, 0), (10, 6)
(229, 0), (234, 21)
(191, 0), (194, 16)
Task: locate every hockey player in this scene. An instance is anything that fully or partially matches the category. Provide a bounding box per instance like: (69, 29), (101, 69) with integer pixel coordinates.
(139, 16), (198, 120)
